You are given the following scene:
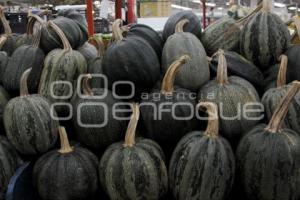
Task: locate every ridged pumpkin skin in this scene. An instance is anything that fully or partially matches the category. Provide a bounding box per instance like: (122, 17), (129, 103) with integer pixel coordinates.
(169, 131), (235, 200)
(78, 42), (98, 64)
(0, 51), (8, 84)
(127, 24), (163, 61)
(40, 17), (88, 53)
(262, 84), (300, 133)
(202, 17), (240, 55)
(284, 45), (300, 82)
(102, 35), (160, 98)
(57, 9), (88, 28)
(237, 124), (300, 200)
(0, 136), (23, 200)
(198, 76), (261, 144)
(162, 32), (210, 91)
(33, 146), (99, 200)
(0, 86), (9, 133)
(240, 11), (290, 69)
(209, 51), (264, 88)
(4, 95), (59, 155)
(3, 45), (45, 95)
(72, 88), (127, 150)
(162, 11), (201, 41)
(13, 34), (34, 50)
(1, 33), (19, 56)
(99, 138), (168, 200)
(88, 57), (103, 88)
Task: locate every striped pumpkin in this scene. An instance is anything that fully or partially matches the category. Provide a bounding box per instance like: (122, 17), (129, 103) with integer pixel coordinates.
(262, 55), (300, 133)
(240, 0), (290, 69)
(4, 69), (59, 155)
(99, 103), (168, 200)
(0, 136), (23, 200)
(169, 102), (235, 200)
(198, 50), (261, 148)
(237, 81), (300, 200)
(33, 126), (99, 200)
(162, 19), (210, 91)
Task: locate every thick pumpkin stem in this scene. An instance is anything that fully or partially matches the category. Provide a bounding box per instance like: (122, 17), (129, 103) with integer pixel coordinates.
(216, 49), (229, 85)
(124, 103), (140, 147)
(161, 55), (190, 95)
(293, 16), (300, 41)
(112, 19), (123, 41)
(89, 37), (105, 58)
(48, 21), (72, 51)
(0, 8), (12, 35)
(20, 68), (32, 97)
(58, 126), (73, 153)
(236, 3), (262, 25)
(175, 19), (189, 33)
(0, 36), (7, 49)
(198, 102), (219, 138)
(276, 55), (288, 88)
(266, 81), (300, 133)
(262, 0), (272, 12)
(82, 74), (94, 96)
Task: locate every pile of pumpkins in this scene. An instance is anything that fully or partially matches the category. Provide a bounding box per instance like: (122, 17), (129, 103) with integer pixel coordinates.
(1, 0), (300, 199)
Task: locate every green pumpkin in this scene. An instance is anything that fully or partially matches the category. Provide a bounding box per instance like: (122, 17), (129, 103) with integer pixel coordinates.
(237, 81), (300, 200)
(162, 19), (209, 91)
(3, 26), (44, 95)
(198, 50), (261, 147)
(0, 136), (23, 200)
(262, 55), (300, 133)
(38, 21), (87, 115)
(71, 74), (126, 150)
(0, 48), (8, 84)
(169, 102), (235, 200)
(4, 69), (59, 155)
(99, 103), (168, 200)
(33, 126), (99, 200)
(240, 0), (290, 69)
(0, 86), (9, 134)
(78, 42), (98, 64)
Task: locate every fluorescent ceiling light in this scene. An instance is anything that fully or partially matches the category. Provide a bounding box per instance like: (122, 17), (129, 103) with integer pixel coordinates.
(192, 0), (202, 4)
(217, 7), (223, 10)
(289, 6), (297, 10)
(206, 2), (216, 7)
(171, 4), (192, 11)
(274, 2), (286, 8)
(226, 2), (230, 5)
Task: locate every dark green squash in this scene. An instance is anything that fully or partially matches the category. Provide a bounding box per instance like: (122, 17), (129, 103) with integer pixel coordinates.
(33, 126), (99, 200)
(262, 55), (300, 133)
(4, 68), (59, 155)
(162, 19), (209, 91)
(162, 11), (201, 41)
(102, 19), (160, 98)
(0, 86), (9, 134)
(38, 21), (87, 115)
(209, 50), (264, 89)
(237, 81), (300, 200)
(57, 9), (87, 28)
(0, 136), (23, 200)
(77, 42), (98, 64)
(198, 50), (261, 147)
(169, 102), (235, 200)
(2, 25), (44, 95)
(0, 41), (8, 84)
(140, 55), (198, 145)
(30, 14), (88, 53)
(71, 74), (126, 150)
(125, 23), (163, 61)
(99, 103), (168, 200)
(240, 0), (290, 69)
(283, 45), (300, 82)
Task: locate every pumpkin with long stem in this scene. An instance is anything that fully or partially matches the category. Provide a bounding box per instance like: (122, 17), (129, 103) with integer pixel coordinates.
(198, 49), (261, 148)
(262, 55), (300, 133)
(33, 126), (99, 200)
(71, 74), (126, 150)
(102, 19), (160, 98)
(162, 19), (210, 91)
(4, 68), (59, 155)
(99, 103), (168, 200)
(140, 55), (198, 152)
(169, 102), (235, 200)
(237, 81), (300, 200)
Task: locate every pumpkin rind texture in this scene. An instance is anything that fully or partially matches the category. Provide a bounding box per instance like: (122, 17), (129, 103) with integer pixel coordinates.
(99, 138), (168, 200)
(202, 17), (240, 55)
(162, 32), (210, 91)
(33, 146), (99, 200)
(0, 136), (23, 200)
(0, 51), (8, 84)
(240, 11), (290, 69)
(4, 95), (59, 155)
(169, 131), (235, 200)
(78, 42), (98, 64)
(162, 11), (202, 41)
(237, 124), (300, 200)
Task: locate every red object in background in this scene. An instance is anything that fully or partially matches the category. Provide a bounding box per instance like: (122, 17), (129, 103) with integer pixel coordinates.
(86, 0), (94, 36)
(115, 0), (122, 19)
(127, 0), (135, 23)
(202, 0), (206, 29)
